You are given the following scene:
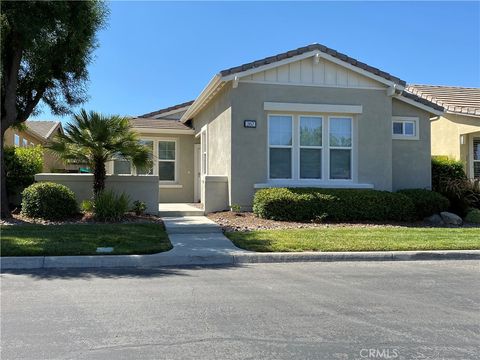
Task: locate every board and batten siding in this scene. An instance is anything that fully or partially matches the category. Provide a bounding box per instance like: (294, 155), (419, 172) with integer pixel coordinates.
(240, 57), (384, 89)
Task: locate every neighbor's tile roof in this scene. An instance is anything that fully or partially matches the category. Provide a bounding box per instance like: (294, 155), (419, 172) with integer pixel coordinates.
(139, 100), (194, 118)
(406, 85), (480, 116)
(25, 121), (61, 139)
(219, 43), (407, 87)
(130, 117), (193, 131)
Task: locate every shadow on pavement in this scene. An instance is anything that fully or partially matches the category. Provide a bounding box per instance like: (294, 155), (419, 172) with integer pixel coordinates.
(0, 263), (245, 280)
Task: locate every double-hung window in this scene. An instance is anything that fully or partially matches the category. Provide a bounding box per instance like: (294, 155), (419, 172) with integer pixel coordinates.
(158, 140), (176, 182)
(113, 156), (132, 175)
(136, 140), (154, 175)
(14, 134), (20, 147)
(392, 117), (419, 140)
(268, 115), (293, 179)
(299, 116), (322, 179)
(329, 117), (352, 180)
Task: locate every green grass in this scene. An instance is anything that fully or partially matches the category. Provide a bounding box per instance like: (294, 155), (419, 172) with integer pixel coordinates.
(226, 227), (480, 252)
(1, 223), (172, 256)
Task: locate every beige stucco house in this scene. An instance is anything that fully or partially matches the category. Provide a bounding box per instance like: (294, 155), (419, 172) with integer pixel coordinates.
(4, 120), (65, 172)
(110, 44), (444, 212)
(405, 85), (480, 179)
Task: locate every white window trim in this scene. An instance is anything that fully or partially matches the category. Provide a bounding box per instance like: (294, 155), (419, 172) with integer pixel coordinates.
(13, 134), (20, 147)
(22, 138), (28, 147)
(200, 125), (208, 176)
(328, 116), (354, 181)
(157, 138), (178, 184)
(267, 114), (294, 180)
(471, 135), (480, 179)
(267, 113), (357, 184)
(392, 116), (419, 140)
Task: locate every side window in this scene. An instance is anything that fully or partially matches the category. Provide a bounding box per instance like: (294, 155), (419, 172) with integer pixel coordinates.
(392, 117), (419, 140)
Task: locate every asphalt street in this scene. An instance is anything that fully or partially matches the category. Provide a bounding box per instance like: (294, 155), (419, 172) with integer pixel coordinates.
(1, 260), (479, 360)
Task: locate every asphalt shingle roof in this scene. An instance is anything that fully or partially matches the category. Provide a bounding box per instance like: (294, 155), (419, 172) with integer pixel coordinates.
(406, 85), (480, 117)
(129, 117), (192, 131)
(25, 121), (60, 139)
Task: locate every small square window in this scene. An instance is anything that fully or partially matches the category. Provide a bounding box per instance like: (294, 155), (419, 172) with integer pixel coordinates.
(392, 118), (418, 140)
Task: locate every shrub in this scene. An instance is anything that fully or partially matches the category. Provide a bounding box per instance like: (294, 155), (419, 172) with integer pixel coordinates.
(21, 182), (77, 220)
(80, 199), (94, 213)
(465, 208), (480, 224)
(131, 200), (146, 216)
(4, 145), (43, 197)
(93, 190), (130, 221)
(253, 188), (415, 222)
(397, 189), (450, 219)
(431, 156), (466, 190)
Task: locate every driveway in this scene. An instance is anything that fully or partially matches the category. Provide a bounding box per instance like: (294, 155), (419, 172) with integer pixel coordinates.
(1, 260), (479, 359)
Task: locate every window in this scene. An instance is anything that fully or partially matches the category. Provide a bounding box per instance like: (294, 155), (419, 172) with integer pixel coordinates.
(158, 140), (176, 181)
(113, 157), (132, 175)
(14, 134), (20, 147)
(268, 115), (293, 179)
(201, 130), (207, 175)
(22, 138), (28, 147)
(392, 117), (419, 140)
(473, 137), (480, 178)
(299, 116), (322, 179)
(30, 142), (35, 147)
(136, 140), (154, 175)
(329, 117), (352, 180)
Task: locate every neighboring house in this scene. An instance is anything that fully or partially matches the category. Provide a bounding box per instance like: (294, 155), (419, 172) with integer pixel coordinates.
(4, 120), (65, 172)
(115, 43), (443, 210)
(405, 85), (480, 178)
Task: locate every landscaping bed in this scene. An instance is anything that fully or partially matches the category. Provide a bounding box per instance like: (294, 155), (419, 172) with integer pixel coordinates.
(0, 222), (171, 257)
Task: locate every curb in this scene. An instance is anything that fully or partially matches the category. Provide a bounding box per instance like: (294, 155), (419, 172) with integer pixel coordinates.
(1, 250), (479, 270)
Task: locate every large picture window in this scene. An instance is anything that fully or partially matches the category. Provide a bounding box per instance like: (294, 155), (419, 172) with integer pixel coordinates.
(136, 140), (154, 175)
(267, 114), (354, 182)
(158, 140), (176, 182)
(268, 115), (293, 179)
(329, 117), (352, 180)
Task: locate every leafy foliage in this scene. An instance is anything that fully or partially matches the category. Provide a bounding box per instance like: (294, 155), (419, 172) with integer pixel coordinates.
(21, 182), (77, 220)
(80, 199), (95, 213)
(431, 157), (479, 215)
(253, 188), (415, 222)
(465, 208), (480, 224)
(397, 189), (450, 219)
(93, 190), (130, 222)
(48, 110), (151, 195)
(131, 200), (147, 216)
(4, 145), (43, 195)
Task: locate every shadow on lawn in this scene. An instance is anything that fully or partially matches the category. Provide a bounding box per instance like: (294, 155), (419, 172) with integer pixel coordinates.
(0, 263), (245, 280)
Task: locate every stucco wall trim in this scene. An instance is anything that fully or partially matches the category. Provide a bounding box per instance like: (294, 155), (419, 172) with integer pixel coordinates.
(264, 102), (363, 114)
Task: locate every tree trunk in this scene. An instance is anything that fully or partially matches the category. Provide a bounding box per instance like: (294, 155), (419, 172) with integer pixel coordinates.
(0, 126), (10, 218)
(93, 158), (106, 197)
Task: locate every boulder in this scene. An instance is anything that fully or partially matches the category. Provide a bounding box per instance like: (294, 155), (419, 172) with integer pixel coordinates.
(440, 211), (463, 226)
(424, 214), (444, 225)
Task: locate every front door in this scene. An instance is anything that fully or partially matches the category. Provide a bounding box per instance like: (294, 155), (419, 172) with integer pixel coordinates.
(194, 144), (201, 202)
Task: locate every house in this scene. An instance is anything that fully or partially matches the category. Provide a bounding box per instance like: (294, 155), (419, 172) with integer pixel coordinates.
(405, 85), (480, 178)
(4, 120), (65, 172)
(113, 44), (444, 212)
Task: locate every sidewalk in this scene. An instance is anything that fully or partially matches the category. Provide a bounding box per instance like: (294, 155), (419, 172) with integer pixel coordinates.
(1, 215), (479, 270)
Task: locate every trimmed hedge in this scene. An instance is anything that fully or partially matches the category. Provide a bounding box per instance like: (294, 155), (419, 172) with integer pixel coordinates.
(21, 182), (78, 220)
(253, 188), (415, 222)
(431, 156), (466, 191)
(397, 189), (450, 219)
(4, 145), (43, 196)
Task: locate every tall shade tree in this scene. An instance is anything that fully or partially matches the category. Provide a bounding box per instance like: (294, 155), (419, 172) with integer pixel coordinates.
(48, 110), (151, 196)
(1, 1), (107, 218)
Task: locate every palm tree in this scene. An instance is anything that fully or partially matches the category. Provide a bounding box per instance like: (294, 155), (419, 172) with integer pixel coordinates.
(49, 110), (151, 196)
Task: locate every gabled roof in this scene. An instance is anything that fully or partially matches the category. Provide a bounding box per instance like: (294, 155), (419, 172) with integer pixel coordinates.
(405, 85), (480, 117)
(130, 117), (193, 131)
(139, 100), (194, 119)
(25, 121), (62, 140)
(220, 43), (406, 87)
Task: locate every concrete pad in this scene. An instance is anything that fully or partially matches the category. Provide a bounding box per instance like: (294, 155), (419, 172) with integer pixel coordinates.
(1, 257), (44, 269)
(159, 203), (204, 217)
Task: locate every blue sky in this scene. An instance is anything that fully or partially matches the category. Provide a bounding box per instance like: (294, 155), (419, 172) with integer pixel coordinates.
(33, 1), (480, 123)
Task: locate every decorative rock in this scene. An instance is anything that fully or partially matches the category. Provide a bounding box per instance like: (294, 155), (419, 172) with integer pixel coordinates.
(440, 212), (463, 226)
(425, 214), (444, 225)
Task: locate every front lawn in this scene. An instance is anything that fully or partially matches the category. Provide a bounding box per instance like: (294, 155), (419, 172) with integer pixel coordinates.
(1, 223), (171, 256)
(226, 227), (480, 252)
